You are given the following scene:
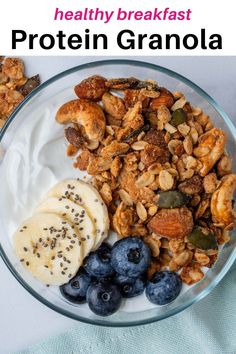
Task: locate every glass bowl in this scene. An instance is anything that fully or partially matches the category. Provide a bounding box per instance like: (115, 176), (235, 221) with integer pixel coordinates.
(0, 59), (235, 327)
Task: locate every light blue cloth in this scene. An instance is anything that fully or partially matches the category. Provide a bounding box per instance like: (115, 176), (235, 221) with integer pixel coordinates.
(18, 263), (236, 354)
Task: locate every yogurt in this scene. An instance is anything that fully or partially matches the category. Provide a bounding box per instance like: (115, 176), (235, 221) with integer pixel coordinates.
(0, 96), (197, 313)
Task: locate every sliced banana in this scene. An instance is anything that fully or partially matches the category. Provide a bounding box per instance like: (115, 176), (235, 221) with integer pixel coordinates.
(36, 197), (96, 257)
(45, 179), (110, 249)
(13, 213), (83, 285)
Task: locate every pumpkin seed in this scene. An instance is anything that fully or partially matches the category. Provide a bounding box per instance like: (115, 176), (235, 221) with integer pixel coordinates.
(170, 109), (187, 127)
(188, 227), (218, 250)
(157, 190), (190, 208)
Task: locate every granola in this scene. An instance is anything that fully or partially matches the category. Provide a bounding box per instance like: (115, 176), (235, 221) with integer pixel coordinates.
(57, 75), (236, 286)
(0, 56), (40, 127)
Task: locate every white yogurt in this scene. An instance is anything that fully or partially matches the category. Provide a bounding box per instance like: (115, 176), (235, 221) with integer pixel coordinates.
(0, 97), (196, 313)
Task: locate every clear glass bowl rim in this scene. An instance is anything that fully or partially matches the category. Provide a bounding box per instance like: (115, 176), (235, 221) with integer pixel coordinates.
(0, 59), (235, 327)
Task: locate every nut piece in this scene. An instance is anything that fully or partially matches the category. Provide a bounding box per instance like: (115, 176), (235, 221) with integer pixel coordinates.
(74, 75), (107, 101)
(131, 141), (148, 150)
(217, 156), (232, 177)
(195, 198), (210, 220)
(168, 139), (182, 155)
(150, 88), (174, 110)
(102, 92), (126, 119)
(183, 135), (193, 155)
(194, 252), (210, 266)
(118, 189), (133, 206)
(65, 127), (84, 148)
(193, 128), (226, 177)
(170, 108), (187, 127)
(157, 191), (190, 209)
(178, 123), (190, 136)
(203, 173), (219, 194)
(158, 170), (174, 191)
(157, 105), (171, 129)
(136, 172), (155, 188)
(171, 97), (187, 111)
(164, 123), (177, 134)
(188, 226), (217, 250)
(101, 140), (129, 158)
(136, 202), (148, 221)
(211, 174), (236, 228)
(148, 207), (194, 239)
(173, 250), (193, 267)
(148, 204), (158, 216)
(56, 99), (106, 142)
(178, 175), (203, 195)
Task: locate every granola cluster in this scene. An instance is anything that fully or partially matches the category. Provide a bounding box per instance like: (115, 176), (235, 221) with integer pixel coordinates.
(0, 56), (40, 128)
(59, 75), (236, 285)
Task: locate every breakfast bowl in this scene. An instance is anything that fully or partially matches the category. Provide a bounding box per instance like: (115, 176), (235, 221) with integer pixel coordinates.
(0, 59), (235, 326)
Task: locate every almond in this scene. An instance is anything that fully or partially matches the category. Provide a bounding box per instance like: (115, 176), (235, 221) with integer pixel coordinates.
(148, 207), (193, 239)
(150, 88), (174, 110)
(74, 75), (107, 101)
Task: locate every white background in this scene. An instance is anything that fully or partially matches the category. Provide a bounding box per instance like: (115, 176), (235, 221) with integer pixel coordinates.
(0, 56), (235, 354)
(0, 0), (236, 55)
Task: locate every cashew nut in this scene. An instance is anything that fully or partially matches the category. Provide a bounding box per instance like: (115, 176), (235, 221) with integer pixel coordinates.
(56, 98), (106, 142)
(193, 128), (226, 177)
(211, 174), (236, 228)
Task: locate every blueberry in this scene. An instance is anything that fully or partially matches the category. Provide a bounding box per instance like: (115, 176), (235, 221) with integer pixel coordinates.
(84, 243), (114, 278)
(114, 274), (146, 298)
(111, 237), (151, 277)
(60, 268), (91, 304)
(146, 271), (182, 305)
(86, 281), (122, 316)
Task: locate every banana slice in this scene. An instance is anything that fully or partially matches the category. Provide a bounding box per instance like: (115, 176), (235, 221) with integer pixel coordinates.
(36, 197), (96, 257)
(13, 213), (83, 285)
(45, 179), (110, 249)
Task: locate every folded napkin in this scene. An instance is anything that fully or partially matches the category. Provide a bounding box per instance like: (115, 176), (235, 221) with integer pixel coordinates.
(18, 263), (236, 354)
